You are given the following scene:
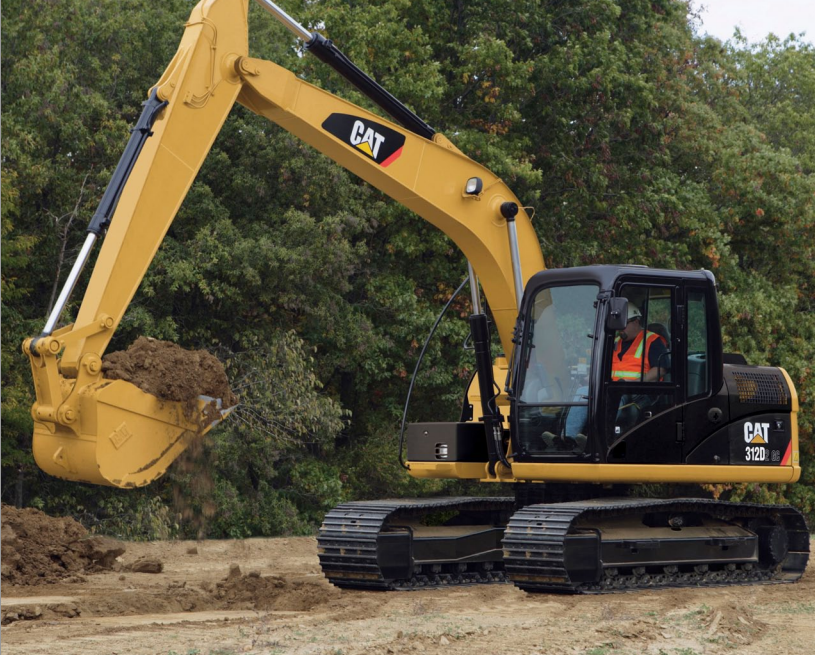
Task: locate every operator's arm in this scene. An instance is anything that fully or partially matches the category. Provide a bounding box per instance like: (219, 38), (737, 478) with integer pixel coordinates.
(643, 367), (663, 383)
(643, 338), (668, 382)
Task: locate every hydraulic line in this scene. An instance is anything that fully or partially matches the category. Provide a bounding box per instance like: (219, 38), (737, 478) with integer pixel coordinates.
(398, 277), (469, 469)
(39, 90), (168, 338)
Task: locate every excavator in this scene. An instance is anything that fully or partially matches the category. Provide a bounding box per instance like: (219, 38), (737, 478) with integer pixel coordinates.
(23, 0), (808, 593)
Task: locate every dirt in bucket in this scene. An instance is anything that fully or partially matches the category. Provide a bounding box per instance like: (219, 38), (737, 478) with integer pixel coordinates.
(102, 336), (238, 407)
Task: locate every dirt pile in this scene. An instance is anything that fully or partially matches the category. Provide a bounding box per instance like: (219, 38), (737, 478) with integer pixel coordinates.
(102, 337), (237, 406)
(205, 564), (340, 612)
(1, 505), (125, 586)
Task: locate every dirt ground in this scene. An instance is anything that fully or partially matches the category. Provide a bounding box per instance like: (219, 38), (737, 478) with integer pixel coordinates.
(2, 518), (814, 655)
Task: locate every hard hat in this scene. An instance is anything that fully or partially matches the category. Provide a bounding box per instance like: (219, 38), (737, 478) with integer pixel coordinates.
(627, 305), (642, 321)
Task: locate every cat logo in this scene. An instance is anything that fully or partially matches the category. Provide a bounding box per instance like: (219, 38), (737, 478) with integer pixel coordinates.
(350, 121), (385, 158)
(744, 421), (770, 444)
(322, 113), (405, 167)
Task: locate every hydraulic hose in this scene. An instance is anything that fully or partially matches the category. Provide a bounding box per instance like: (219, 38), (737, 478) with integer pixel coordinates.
(398, 276), (469, 469)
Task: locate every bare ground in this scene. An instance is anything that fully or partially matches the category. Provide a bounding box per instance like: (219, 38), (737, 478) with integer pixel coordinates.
(2, 535), (813, 655)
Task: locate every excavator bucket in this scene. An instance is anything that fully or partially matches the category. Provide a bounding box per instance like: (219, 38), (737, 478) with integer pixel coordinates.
(29, 369), (235, 488)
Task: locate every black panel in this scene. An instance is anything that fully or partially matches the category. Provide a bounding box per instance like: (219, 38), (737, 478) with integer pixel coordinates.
(601, 533), (757, 566)
(728, 414), (792, 466)
(681, 379), (730, 456)
(406, 422), (489, 462)
(412, 528), (504, 563)
(604, 386), (682, 464)
(687, 412), (792, 466)
(685, 423), (730, 464)
(563, 532), (602, 583)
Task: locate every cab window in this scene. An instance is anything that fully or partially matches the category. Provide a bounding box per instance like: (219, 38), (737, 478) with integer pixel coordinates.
(610, 285), (672, 383)
(687, 289), (710, 397)
(606, 284), (675, 441)
(514, 283), (598, 456)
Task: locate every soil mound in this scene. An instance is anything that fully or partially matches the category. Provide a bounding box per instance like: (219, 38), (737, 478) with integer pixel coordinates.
(102, 337), (237, 406)
(1, 505), (125, 586)
(207, 564), (340, 611)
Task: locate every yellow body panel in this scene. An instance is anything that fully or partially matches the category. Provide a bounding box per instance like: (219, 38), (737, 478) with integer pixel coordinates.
(407, 461), (801, 484)
(779, 366), (801, 468)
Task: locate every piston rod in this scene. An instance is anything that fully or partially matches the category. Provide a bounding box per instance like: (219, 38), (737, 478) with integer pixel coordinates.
(42, 233), (98, 336)
(252, 0), (311, 41)
(252, 0), (435, 140)
(467, 261), (483, 315)
(500, 202), (524, 310)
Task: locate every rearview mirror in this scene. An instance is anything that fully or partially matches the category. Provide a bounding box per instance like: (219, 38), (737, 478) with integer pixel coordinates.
(606, 297), (629, 331)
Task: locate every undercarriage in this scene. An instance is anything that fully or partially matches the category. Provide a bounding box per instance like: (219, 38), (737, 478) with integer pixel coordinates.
(317, 492), (809, 593)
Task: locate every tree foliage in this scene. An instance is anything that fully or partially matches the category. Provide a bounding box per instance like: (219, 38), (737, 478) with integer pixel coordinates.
(2, 0), (814, 534)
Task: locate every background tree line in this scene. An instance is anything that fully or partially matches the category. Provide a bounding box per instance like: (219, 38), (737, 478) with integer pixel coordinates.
(2, 0), (814, 538)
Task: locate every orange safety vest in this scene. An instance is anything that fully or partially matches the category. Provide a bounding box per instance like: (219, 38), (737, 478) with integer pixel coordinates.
(611, 330), (665, 381)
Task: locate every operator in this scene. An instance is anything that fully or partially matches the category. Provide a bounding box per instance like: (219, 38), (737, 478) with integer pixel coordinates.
(611, 305), (668, 382)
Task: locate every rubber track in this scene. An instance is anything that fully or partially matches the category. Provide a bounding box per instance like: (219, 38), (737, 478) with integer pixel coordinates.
(503, 498), (809, 594)
(318, 497), (514, 590)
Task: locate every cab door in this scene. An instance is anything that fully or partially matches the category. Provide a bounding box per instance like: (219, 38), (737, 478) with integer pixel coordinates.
(602, 280), (685, 464)
(511, 281), (600, 462)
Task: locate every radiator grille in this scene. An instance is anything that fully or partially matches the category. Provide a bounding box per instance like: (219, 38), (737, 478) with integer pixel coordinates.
(732, 371), (789, 405)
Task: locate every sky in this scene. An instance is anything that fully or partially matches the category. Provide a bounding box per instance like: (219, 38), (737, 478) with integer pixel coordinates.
(693, 0), (815, 44)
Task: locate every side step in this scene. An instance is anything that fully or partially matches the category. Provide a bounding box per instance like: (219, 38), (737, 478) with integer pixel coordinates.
(502, 498), (809, 593)
(317, 497), (515, 590)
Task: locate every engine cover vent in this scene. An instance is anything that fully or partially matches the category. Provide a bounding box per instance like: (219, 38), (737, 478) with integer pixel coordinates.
(732, 371), (789, 405)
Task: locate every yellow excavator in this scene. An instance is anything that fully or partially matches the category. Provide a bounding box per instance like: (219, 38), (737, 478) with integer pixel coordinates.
(24, 0), (808, 593)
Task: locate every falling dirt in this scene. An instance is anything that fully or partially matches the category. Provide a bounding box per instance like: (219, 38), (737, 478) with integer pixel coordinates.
(100, 337), (236, 537)
(102, 336), (237, 406)
(1, 517), (813, 655)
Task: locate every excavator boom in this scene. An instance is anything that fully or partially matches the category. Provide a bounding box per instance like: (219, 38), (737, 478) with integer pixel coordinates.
(23, 0), (542, 487)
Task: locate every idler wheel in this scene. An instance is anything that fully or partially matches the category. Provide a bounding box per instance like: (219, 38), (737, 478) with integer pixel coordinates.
(757, 524), (789, 566)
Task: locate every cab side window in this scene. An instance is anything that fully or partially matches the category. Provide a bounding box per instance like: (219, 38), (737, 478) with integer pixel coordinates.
(687, 289), (710, 397)
(610, 285), (672, 383)
(606, 285), (675, 440)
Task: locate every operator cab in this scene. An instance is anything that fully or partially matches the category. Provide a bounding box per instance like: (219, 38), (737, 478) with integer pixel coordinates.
(510, 265), (723, 465)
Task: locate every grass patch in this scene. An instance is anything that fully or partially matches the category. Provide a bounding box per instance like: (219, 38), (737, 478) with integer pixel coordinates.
(769, 601), (815, 615)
